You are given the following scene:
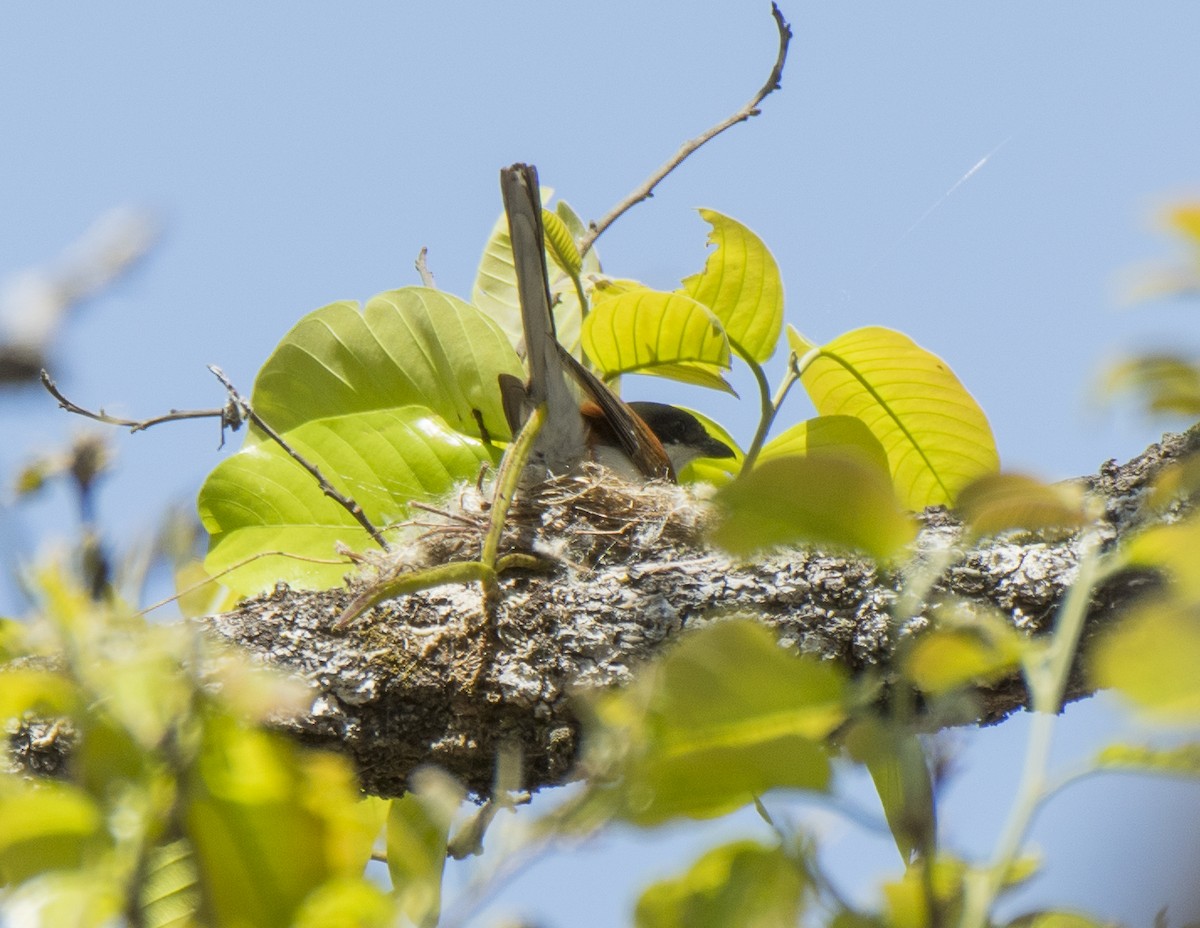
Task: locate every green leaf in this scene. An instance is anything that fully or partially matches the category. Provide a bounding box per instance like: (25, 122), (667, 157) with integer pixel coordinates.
(1, 872), (122, 927)
(1094, 742), (1200, 777)
(1124, 513), (1200, 603)
(293, 877), (396, 928)
(801, 327), (999, 509)
(582, 287), (732, 379)
(954, 472), (1086, 539)
(758, 415), (891, 476)
(845, 721), (936, 865)
(0, 779), (106, 885)
(712, 453), (918, 561)
(251, 289), (525, 444)
(786, 324), (818, 359)
(680, 210), (784, 363)
(141, 839), (201, 928)
(200, 406), (495, 594)
(1103, 354), (1200, 419)
(386, 772), (463, 928)
(1005, 912), (1112, 928)
(635, 840), (806, 928)
(0, 668), (79, 721)
(902, 606), (1027, 696)
(1089, 598), (1200, 718)
(542, 207), (582, 278)
(471, 194), (590, 355)
(184, 714), (382, 928)
(882, 856), (966, 928)
(584, 621), (844, 824)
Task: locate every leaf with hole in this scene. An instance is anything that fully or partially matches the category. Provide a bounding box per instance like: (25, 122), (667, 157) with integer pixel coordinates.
(681, 209), (784, 363)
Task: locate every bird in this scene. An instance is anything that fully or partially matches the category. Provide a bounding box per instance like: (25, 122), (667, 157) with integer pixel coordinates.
(497, 163), (735, 482)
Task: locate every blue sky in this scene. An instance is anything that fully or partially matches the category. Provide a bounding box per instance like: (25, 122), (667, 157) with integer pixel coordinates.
(3, 2), (1199, 925)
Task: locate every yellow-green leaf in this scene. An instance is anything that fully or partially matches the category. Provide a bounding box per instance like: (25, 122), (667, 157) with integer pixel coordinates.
(582, 288), (731, 379)
(845, 721), (936, 866)
(1124, 513), (1200, 603)
(882, 856), (966, 928)
(542, 208), (582, 278)
(583, 621), (844, 825)
(634, 840), (806, 928)
(293, 878), (396, 928)
(681, 210), (784, 363)
(1103, 354), (1200, 419)
(185, 715), (382, 928)
(386, 771), (462, 928)
(758, 415), (890, 476)
(1094, 742), (1200, 777)
(712, 453), (918, 561)
(1006, 912), (1111, 928)
(1089, 598), (1200, 719)
(471, 193), (591, 355)
(954, 472), (1086, 539)
(0, 780), (106, 884)
(903, 626), (1024, 696)
(200, 406), (496, 595)
(786, 324), (818, 359)
(252, 290), (525, 444)
(800, 327), (999, 509)
(141, 839), (201, 928)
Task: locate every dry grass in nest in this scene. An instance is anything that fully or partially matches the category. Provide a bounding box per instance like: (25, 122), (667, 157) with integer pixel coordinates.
(354, 463), (719, 587)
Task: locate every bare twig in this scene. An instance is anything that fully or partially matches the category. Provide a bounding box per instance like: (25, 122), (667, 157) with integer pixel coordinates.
(46, 366), (390, 551)
(41, 369), (243, 443)
(205, 366), (390, 551)
(415, 247), (437, 288)
(578, 3), (792, 256)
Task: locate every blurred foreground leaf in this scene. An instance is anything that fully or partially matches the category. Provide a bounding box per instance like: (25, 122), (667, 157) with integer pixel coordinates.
(1089, 598), (1200, 719)
(1104, 354), (1200, 419)
(712, 453), (917, 561)
(954, 472), (1086, 539)
(582, 621), (844, 825)
(635, 840), (806, 928)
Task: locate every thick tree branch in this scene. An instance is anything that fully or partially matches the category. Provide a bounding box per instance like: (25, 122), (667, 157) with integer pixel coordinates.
(180, 428), (1194, 798)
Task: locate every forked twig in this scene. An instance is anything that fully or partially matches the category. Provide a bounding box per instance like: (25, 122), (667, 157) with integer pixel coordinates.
(42, 366), (390, 551)
(578, 3), (792, 256)
(205, 366), (390, 551)
(41, 369), (243, 440)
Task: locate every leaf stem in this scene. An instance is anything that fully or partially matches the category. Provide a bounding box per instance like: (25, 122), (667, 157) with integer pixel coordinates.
(740, 349), (802, 474)
(960, 528), (1106, 928)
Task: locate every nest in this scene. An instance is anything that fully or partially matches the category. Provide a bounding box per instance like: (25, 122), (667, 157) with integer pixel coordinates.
(349, 463), (719, 595)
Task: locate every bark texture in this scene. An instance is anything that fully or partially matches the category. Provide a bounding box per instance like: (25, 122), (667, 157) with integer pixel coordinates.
(189, 428), (1196, 798)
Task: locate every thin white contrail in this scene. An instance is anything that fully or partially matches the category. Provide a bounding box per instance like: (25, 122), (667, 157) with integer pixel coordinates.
(844, 133), (1016, 293)
(896, 134), (1014, 243)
